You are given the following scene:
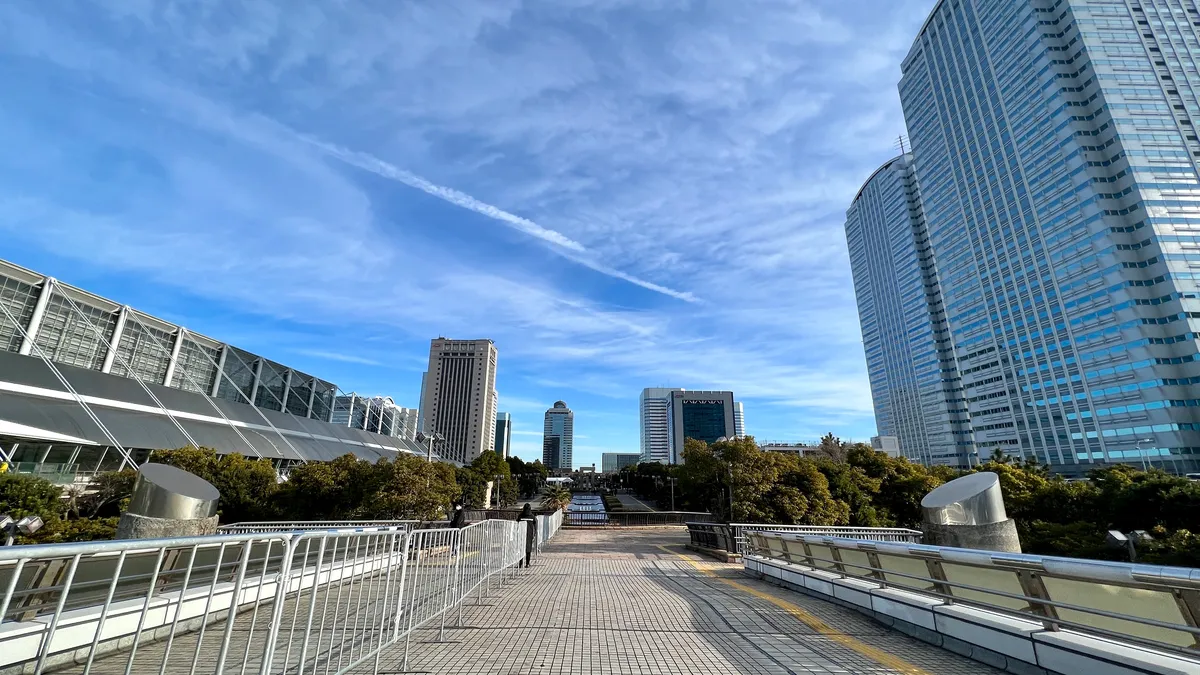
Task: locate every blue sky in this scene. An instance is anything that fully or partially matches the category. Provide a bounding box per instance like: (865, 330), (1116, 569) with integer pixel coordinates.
(0, 0), (936, 468)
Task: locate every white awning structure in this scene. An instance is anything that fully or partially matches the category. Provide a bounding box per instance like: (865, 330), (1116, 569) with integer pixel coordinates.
(0, 419), (98, 445)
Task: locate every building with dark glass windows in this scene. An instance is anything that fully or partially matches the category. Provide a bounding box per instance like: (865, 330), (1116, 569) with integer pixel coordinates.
(849, 0), (1200, 475)
(666, 390), (736, 464)
(494, 411), (511, 458)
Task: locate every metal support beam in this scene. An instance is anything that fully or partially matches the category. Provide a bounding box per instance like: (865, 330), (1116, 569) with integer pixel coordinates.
(250, 358), (264, 406)
(306, 378), (318, 419)
(100, 306), (130, 374)
(280, 368), (292, 414)
(163, 328), (187, 387)
(211, 346), (228, 397)
(18, 277), (54, 356)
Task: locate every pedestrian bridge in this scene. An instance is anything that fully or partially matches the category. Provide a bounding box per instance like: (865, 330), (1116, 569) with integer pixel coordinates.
(2, 518), (1199, 675)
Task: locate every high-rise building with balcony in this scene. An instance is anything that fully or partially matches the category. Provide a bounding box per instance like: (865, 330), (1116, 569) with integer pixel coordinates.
(639, 387), (682, 463)
(733, 401), (746, 438)
(419, 338), (498, 464)
(881, 0), (1200, 474)
(542, 400), (573, 470)
(845, 154), (971, 467)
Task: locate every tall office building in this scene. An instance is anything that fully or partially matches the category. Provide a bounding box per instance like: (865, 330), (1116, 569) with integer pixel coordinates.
(494, 411), (512, 458)
(419, 338), (498, 464)
(417, 371), (428, 433)
(543, 400), (574, 470)
(846, 154), (971, 467)
(733, 401), (746, 438)
(666, 390), (736, 464)
(639, 387), (682, 463)
(879, 0), (1200, 474)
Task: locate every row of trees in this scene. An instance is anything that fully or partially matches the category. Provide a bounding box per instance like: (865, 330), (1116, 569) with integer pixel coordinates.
(0, 447), (554, 544)
(620, 436), (1200, 566)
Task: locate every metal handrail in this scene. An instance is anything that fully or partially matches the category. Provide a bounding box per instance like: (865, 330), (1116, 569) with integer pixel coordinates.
(745, 531), (1200, 658)
(217, 520), (420, 533)
(1, 518), (553, 674)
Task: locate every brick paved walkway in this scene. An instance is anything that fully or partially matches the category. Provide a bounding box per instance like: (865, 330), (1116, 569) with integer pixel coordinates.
(385, 529), (998, 674)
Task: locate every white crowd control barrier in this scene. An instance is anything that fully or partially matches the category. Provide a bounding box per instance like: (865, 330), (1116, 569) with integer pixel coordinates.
(536, 510), (563, 551)
(0, 519), (535, 674)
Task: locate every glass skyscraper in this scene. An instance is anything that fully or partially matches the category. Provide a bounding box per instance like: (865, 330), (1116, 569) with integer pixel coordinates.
(861, 0), (1200, 474)
(846, 155), (971, 466)
(543, 400), (574, 470)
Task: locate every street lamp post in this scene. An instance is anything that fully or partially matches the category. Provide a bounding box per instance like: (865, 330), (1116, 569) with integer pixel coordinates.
(1135, 437), (1154, 472)
(416, 431), (445, 463)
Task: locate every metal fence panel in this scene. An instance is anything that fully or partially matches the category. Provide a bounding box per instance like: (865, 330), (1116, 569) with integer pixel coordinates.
(1, 519), (539, 675)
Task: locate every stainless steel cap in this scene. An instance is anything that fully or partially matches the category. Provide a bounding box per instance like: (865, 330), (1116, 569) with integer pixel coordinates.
(921, 471), (1006, 526)
(126, 463), (220, 520)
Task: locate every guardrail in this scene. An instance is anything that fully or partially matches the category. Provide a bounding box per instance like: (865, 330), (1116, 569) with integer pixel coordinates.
(688, 523), (923, 556)
(729, 523), (922, 555)
(566, 511), (715, 527)
(216, 520), (421, 534)
(1, 519), (536, 674)
(744, 530), (1200, 660)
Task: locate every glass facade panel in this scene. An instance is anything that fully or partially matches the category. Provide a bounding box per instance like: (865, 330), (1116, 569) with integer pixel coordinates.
(311, 381), (336, 422)
(112, 320), (173, 383)
(680, 402), (727, 445)
(216, 347), (257, 404)
(171, 337), (220, 394)
(254, 359), (287, 411)
(0, 275), (39, 353)
(33, 293), (115, 371)
(285, 372), (313, 417)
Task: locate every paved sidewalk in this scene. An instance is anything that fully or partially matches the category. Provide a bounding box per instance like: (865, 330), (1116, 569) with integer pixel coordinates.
(385, 529), (999, 674)
(613, 492), (657, 511)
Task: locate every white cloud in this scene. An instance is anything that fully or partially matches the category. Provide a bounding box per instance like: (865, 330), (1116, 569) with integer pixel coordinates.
(0, 0), (942, 457)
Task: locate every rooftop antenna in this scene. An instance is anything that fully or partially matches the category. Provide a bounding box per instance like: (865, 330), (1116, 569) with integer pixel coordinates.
(895, 134), (910, 155)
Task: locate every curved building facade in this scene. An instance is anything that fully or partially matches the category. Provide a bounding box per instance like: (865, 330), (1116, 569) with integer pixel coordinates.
(891, 0), (1200, 474)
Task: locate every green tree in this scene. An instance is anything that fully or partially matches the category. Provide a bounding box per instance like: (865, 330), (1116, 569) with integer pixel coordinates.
(150, 447), (279, 523)
(0, 472), (62, 519)
(541, 484), (571, 512)
(366, 456), (458, 520)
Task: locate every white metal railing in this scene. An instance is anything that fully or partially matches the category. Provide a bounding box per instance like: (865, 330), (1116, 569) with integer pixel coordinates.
(1, 519), (539, 674)
(216, 520), (421, 534)
(745, 531), (1200, 658)
(536, 510), (563, 550)
(730, 523), (923, 554)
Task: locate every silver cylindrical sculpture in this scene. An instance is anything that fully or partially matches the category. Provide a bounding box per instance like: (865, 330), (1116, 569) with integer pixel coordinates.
(116, 463), (221, 539)
(920, 472), (1020, 552)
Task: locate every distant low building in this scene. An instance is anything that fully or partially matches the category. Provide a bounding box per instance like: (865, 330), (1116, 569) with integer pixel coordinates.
(871, 435), (901, 458)
(759, 442), (821, 458)
(602, 452), (640, 473)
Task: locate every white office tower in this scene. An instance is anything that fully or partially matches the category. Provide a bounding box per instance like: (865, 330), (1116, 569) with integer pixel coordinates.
(419, 338), (498, 464)
(640, 387), (682, 464)
(733, 401), (745, 438)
